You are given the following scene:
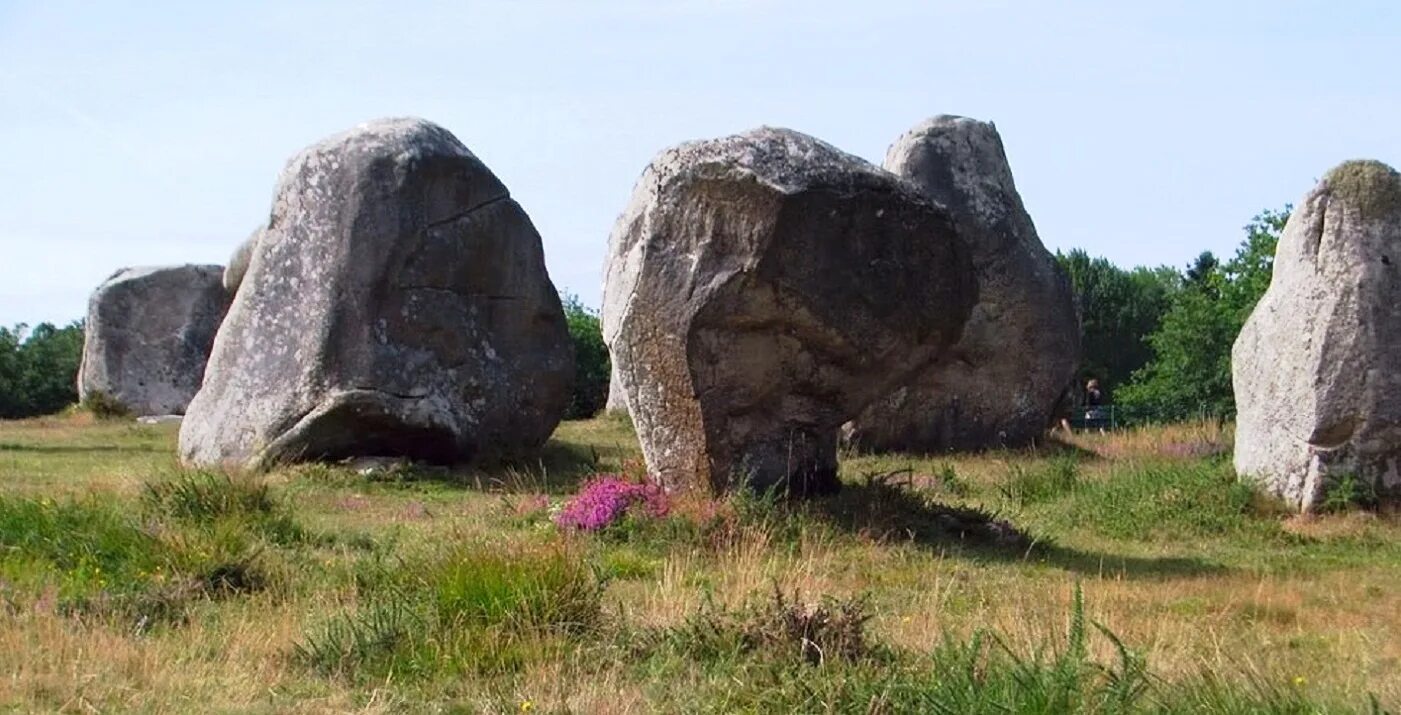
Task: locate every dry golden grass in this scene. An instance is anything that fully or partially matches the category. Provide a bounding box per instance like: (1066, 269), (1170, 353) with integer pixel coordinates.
(0, 414), (1397, 712)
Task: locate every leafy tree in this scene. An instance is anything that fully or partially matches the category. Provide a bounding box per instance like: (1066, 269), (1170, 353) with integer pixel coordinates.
(1117, 208), (1289, 421)
(1056, 250), (1178, 396)
(0, 321), (85, 419)
(1184, 251), (1220, 288)
(561, 293), (610, 420)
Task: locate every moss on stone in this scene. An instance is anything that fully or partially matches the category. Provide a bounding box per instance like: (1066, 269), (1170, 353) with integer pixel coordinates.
(1324, 159), (1401, 221)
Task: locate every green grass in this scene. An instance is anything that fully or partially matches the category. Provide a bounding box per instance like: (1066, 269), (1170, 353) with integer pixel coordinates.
(295, 545), (603, 680)
(0, 415), (1396, 712)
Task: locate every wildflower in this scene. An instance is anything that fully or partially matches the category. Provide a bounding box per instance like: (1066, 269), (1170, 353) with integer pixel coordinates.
(1293, 675), (1307, 687)
(520, 699), (534, 712)
(554, 474), (669, 532)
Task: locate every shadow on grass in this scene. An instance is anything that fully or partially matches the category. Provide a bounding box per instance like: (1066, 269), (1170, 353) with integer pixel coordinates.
(475, 439), (608, 494)
(349, 438), (608, 494)
(0, 442), (165, 454)
(806, 477), (1226, 581)
(1038, 435), (1104, 462)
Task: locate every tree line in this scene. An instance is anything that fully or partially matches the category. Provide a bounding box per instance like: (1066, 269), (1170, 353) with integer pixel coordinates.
(1059, 207), (1289, 423)
(0, 209), (1288, 422)
(0, 322), (84, 419)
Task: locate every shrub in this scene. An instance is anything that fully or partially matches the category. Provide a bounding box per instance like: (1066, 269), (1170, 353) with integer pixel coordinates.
(562, 293), (610, 419)
(1320, 472), (1379, 513)
(555, 474), (669, 532)
(79, 390), (131, 420)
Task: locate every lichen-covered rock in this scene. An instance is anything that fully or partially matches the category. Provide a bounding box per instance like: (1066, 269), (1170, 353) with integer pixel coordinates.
(180, 118), (573, 470)
(844, 116), (1079, 452)
(78, 265), (230, 416)
(1233, 160), (1401, 511)
(603, 127), (976, 495)
(223, 226), (261, 294)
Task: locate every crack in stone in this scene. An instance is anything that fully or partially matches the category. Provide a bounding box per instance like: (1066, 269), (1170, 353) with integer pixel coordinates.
(425, 194), (512, 230)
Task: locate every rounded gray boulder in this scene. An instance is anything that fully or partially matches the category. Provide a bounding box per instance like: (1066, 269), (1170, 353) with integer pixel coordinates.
(78, 264), (230, 416)
(844, 116), (1080, 452)
(180, 118), (574, 470)
(604, 127), (976, 495)
(1233, 160), (1401, 511)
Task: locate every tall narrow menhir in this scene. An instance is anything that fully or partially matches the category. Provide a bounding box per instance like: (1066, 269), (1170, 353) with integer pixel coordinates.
(1233, 160), (1401, 511)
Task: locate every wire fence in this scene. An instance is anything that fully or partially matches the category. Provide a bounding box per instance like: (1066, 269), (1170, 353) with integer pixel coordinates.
(1067, 404), (1231, 431)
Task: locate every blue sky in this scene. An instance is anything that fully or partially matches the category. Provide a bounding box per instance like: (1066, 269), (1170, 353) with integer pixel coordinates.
(1, 0), (1398, 326)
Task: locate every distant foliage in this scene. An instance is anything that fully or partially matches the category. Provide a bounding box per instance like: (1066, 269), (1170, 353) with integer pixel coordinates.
(1056, 250), (1178, 397)
(0, 321), (84, 419)
(1117, 208), (1289, 421)
(561, 293), (610, 420)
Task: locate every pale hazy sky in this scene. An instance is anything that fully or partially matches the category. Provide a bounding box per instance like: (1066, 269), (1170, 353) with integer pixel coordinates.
(1, 0), (1398, 326)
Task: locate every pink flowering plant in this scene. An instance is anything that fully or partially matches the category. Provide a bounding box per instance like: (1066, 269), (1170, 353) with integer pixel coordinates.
(554, 474), (670, 532)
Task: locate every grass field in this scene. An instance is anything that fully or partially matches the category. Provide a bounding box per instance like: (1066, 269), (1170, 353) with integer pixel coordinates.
(0, 414), (1397, 713)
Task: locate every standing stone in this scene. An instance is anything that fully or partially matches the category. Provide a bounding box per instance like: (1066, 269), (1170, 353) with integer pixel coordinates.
(78, 265), (230, 416)
(604, 127), (976, 495)
(844, 116), (1079, 453)
(223, 226), (262, 294)
(604, 363), (628, 414)
(180, 118), (574, 470)
(1233, 160), (1401, 511)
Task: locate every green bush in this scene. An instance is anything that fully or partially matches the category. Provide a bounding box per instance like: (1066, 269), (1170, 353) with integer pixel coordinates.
(561, 293), (610, 419)
(79, 390), (132, 420)
(0, 321), (84, 419)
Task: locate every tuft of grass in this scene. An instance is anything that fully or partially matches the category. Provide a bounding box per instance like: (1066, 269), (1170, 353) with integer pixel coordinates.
(143, 472), (276, 520)
(143, 471), (308, 546)
(294, 545), (604, 680)
(662, 586), (873, 666)
(1001, 454), (1081, 505)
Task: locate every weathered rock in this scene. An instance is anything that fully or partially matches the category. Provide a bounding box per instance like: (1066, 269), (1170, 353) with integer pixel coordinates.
(78, 265), (230, 416)
(603, 127), (976, 495)
(223, 227), (261, 294)
(844, 116), (1080, 452)
(1233, 160), (1401, 511)
(180, 118), (574, 470)
(604, 363), (628, 413)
